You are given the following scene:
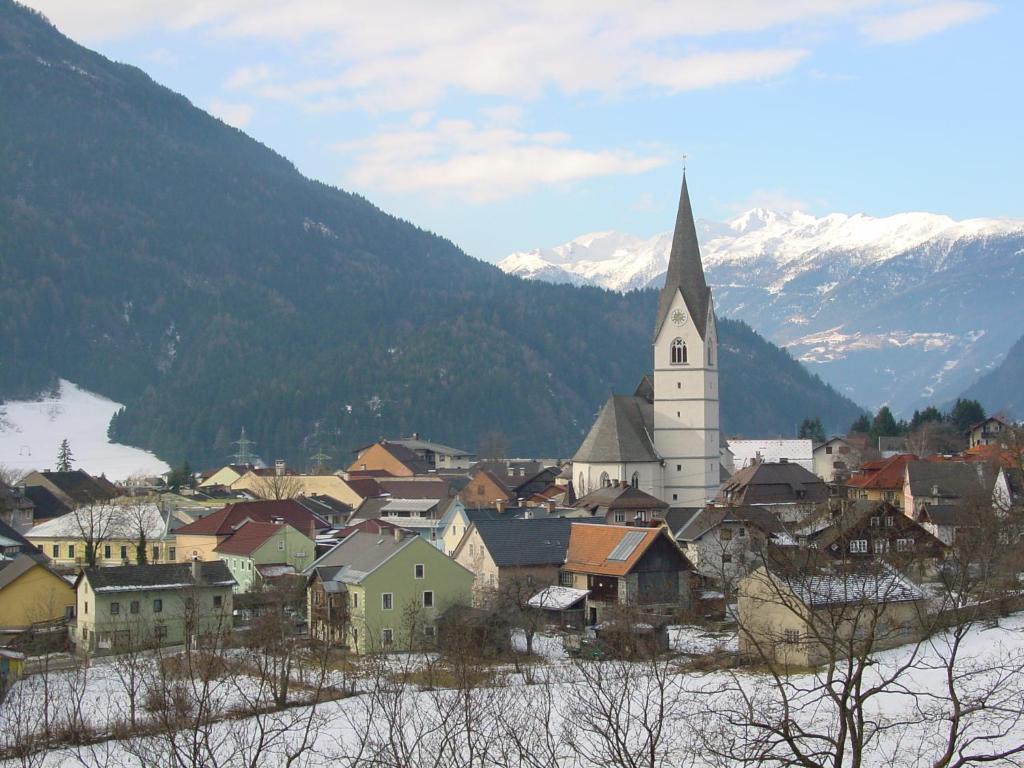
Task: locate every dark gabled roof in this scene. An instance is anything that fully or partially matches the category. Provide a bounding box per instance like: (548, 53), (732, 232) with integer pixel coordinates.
(306, 530), (426, 584)
(634, 374), (654, 403)
(214, 521), (294, 556)
(573, 395), (658, 463)
(675, 505), (784, 541)
(716, 462), (828, 506)
(80, 561), (235, 592)
(917, 504), (977, 528)
(174, 499), (328, 537)
(22, 485), (72, 520)
(345, 477), (385, 499)
(574, 484), (669, 514)
(906, 461), (994, 500)
(654, 173), (712, 341)
(35, 470), (117, 504)
(0, 516), (41, 556)
(349, 497), (394, 522)
(296, 495), (353, 518)
(470, 518), (572, 567)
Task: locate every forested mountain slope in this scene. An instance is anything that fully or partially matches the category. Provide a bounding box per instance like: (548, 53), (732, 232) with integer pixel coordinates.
(0, 1), (862, 466)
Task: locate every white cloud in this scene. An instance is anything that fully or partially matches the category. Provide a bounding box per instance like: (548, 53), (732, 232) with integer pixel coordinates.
(338, 118), (669, 202)
(208, 98), (254, 128)
(861, 1), (995, 43)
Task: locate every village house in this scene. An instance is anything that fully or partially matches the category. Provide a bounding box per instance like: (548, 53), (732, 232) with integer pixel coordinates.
(26, 501), (190, 568)
(295, 494), (353, 528)
(453, 517), (572, 601)
(573, 481), (669, 525)
(800, 500), (946, 566)
(213, 520), (316, 592)
(967, 416), (1016, 449)
(355, 435), (475, 471)
(903, 460), (995, 517)
(174, 499), (329, 562)
(672, 505), (784, 588)
(458, 463), (559, 509)
(738, 562), (925, 666)
(812, 437), (864, 484)
(715, 460), (828, 523)
(347, 440), (432, 476)
(844, 453), (916, 509)
(0, 517), (41, 559)
(0, 481), (36, 534)
(20, 469), (119, 512)
(561, 523), (692, 625)
(915, 504), (977, 547)
(306, 529), (473, 653)
(197, 464), (254, 490)
(0, 554), (76, 645)
(72, 560), (235, 654)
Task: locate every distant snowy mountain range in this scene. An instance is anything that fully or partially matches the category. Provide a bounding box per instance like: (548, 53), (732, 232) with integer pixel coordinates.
(500, 210), (1024, 416)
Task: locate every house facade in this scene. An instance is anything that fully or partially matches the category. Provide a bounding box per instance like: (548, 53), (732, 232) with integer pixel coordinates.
(214, 521), (316, 592)
(73, 561), (235, 654)
(175, 499), (328, 562)
(0, 554), (76, 635)
(306, 530), (473, 653)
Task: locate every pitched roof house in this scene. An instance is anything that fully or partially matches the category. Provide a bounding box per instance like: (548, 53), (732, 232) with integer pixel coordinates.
(903, 460), (995, 515)
(0, 481), (36, 534)
(347, 441), (432, 476)
(213, 521), (316, 592)
(672, 505), (784, 586)
(562, 523), (692, 624)
(573, 482), (669, 525)
(0, 554), (76, 638)
(716, 461), (828, 522)
(21, 470), (118, 509)
(804, 500), (946, 563)
(844, 454), (917, 508)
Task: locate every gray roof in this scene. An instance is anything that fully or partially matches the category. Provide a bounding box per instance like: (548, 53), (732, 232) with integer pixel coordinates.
(573, 395), (658, 463)
(775, 564), (924, 608)
(716, 461), (828, 506)
(654, 173), (712, 341)
(918, 504), (977, 528)
(306, 530), (416, 584)
(675, 505), (784, 542)
(574, 484), (668, 514)
(388, 438), (473, 457)
(470, 518), (572, 567)
(906, 461), (994, 500)
(80, 561), (235, 592)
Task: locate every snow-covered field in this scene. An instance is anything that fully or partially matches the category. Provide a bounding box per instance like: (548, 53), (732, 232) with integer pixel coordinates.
(0, 380), (169, 481)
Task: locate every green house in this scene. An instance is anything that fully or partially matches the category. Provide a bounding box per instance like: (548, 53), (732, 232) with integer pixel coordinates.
(214, 520), (316, 592)
(306, 529), (473, 653)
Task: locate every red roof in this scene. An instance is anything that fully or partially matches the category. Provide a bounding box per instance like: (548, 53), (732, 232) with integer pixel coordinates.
(846, 454), (916, 490)
(344, 478), (384, 499)
(175, 500), (327, 537)
(214, 521), (290, 556)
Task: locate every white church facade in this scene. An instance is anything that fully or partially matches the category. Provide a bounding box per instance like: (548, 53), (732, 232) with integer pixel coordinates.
(572, 173), (721, 508)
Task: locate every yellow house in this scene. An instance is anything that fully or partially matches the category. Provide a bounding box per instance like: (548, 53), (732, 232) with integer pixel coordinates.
(197, 464), (252, 489)
(230, 471), (365, 506)
(26, 501), (182, 567)
(0, 554), (76, 632)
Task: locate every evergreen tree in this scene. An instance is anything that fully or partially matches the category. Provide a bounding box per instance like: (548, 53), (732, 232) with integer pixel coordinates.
(798, 416), (826, 443)
(909, 406), (944, 431)
(870, 406), (900, 440)
(55, 438), (73, 471)
(948, 398), (986, 433)
(849, 414), (871, 434)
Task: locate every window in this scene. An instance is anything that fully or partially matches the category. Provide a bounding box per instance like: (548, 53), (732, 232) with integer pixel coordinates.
(869, 516), (880, 527)
(671, 338), (687, 365)
(784, 629), (801, 645)
(130, 601), (140, 615)
(600, 472), (611, 488)
(423, 625), (436, 638)
(382, 628), (394, 646)
(154, 625), (168, 641)
(636, 511), (647, 523)
(65, 605), (75, 620)
(382, 592), (394, 610)
(84, 601), (88, 615)
(104, 545), (112, 559)
(213, 595), (223, 608)
(477, 484), (485, 494)
(874, 539), (889, 554)
(52, 544), (59, 558)
(153, 599), (163, 613)
(896, 538), (914, 552)
(120, 545), (128, 560)
(721, 528), (733, 541)
(825, 446), (833, 455)
(352, 593), (359, 608)
(169, 547), (176, 561)
(152, 546), (160, 561)
(414, 564), (425, 579)
(676, 464), (682, 472)
(110, 602), (120, 615)
(631, 471), (640, 489)
(614, 511), (626, 523)
(885, 516), (895, 527)
(278, 540), (285, 551)
(560, 571), (574, 587)
(738, 527), (747, 538)
(672, 494), (678, 501)
(68, 544), (75, 558)
(850, 539), (868, 554)
(423, 591), (434, 608)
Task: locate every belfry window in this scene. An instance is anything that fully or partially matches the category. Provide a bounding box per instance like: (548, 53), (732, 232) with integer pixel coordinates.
(671, 338), (687, 365)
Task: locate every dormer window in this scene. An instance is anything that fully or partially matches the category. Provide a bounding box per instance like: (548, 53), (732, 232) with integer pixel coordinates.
(671, 338), (687, 365)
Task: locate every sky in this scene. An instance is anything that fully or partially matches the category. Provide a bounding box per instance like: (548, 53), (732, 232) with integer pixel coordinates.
(21, 0), (1024, 262)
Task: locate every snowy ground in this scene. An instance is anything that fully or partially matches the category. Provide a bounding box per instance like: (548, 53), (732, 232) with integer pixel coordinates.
(0, 380), (168, 481)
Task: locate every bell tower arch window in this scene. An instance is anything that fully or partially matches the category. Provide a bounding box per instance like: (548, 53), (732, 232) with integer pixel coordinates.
(671, 338), (687, 365)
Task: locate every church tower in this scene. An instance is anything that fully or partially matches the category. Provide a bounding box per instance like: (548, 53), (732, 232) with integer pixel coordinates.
(652, 173), (720, 506)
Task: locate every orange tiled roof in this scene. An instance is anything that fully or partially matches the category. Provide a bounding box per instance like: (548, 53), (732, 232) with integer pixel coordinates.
(563, 523), (664, 577)
(846, 453), (916, 490)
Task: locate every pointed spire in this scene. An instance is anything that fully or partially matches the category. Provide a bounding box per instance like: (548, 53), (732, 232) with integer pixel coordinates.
(654, 170), (711, 340)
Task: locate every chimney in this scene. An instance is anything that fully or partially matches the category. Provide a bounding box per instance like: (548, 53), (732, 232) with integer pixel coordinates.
(393, 527), (403, 543)
(495, 499), (506, 513)
(412, 432), (419, 440)
(275, 459), (286, 477)
(191, 555), (202, 582)
(546, 499), (556, 513)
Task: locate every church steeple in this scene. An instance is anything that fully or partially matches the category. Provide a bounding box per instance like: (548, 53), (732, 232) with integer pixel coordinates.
(653, 172), (712, 340)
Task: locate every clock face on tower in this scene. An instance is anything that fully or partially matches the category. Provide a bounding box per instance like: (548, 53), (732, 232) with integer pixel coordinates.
(670, 309), (687, 326)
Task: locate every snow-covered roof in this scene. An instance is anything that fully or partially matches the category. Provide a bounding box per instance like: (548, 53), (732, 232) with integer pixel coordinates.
(527, 585), (590, 610)
(777, 565), (924, 608)
(381, 498), (438, 514)
(727, 439), (814, 472)
(27, 502), (171, 541)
